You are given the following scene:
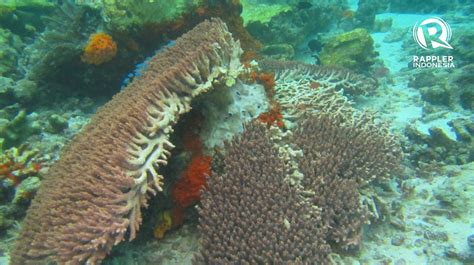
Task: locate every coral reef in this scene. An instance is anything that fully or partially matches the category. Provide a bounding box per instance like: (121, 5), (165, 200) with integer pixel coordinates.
(19, 0), (101, 82)
(195, 122), (331, 264)
(259, 60), (377, 99)
(0, 28), (23, 78)
(196, 106), (402, 261)
(0, 144), (42, 231)
(100, 0), (197, 32)
(0, 107), (41, 148)
(407, 66), (474, 111)
(405, 118), (473, 165)
(320, 28), (377, 71)
(240, 0), (291, 25)
(245, 1), (344, 52)
(292, 111), (403, 249)
(81, 32), (118, 65)
(11, 18), (243, 265)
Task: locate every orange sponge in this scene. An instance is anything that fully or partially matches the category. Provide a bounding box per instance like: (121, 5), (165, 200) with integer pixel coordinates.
(82, 33), (117, 65)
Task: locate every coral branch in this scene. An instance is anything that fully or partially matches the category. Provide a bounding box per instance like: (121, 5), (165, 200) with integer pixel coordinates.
(259, 60), (377, 96)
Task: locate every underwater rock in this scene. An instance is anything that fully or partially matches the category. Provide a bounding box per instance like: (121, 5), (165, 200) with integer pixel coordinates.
(449, 118), (474, 142)
(12, 79), (38, 104)
(452, 64), (474, 110)
(408, 71), (441, 89)
(419, 86), (451, 106)
(468, 234), (474, 249)
(240, 1), (291, 25)
(354, 0), (378, 29)
(391, 235), (405, 246)
(0, 108), (41, 148)
(423, 231), (449, 242)
(388, 0), (455, 13)
(46, 114), (68, 134)
(373, 17), (392, 33)
(452, 29), (474, 66)
(383, 28), (408, 43)
(0, 28), (22, 77)
(433, 164), (474, 218)
(0, 77), (38, 106)
(99, 0), (198, 32)
(320, 28), (377, 71)
(245, 2), (340, 48)
(199, 81), (269, 150)
(405, 123), (473, 166)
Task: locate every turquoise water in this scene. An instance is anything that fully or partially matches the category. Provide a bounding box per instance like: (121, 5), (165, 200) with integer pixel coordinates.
(0, 0), (473, 264)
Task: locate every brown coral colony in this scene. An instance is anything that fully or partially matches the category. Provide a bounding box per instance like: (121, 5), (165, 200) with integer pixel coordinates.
(10, 13), (402, 265)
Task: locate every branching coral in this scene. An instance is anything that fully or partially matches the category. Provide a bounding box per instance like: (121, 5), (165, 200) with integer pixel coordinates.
(196, 111), (402, 259)
(0, 144), (40, 190)
(0, 144), (41, 231)
(195, 122), (331, 264)
(293, 111), (402, 249)
(259, 60), (378, 97)
(81, 32), (117, 65)
(11, 18), (243, 265)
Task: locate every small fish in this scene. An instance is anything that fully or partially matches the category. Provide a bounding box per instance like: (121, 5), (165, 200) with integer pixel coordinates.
(311, 54), (321, 65)
(308, 39), (322, 52)
(341, 9), (355, 19)
(296, 1), (313, 10)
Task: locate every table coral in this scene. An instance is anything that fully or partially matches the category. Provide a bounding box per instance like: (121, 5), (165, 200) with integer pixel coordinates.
(82, 32), (118, 65)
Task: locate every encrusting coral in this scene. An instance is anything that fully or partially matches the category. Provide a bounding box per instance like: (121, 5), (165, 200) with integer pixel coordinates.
(11, 18), (243, 265)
